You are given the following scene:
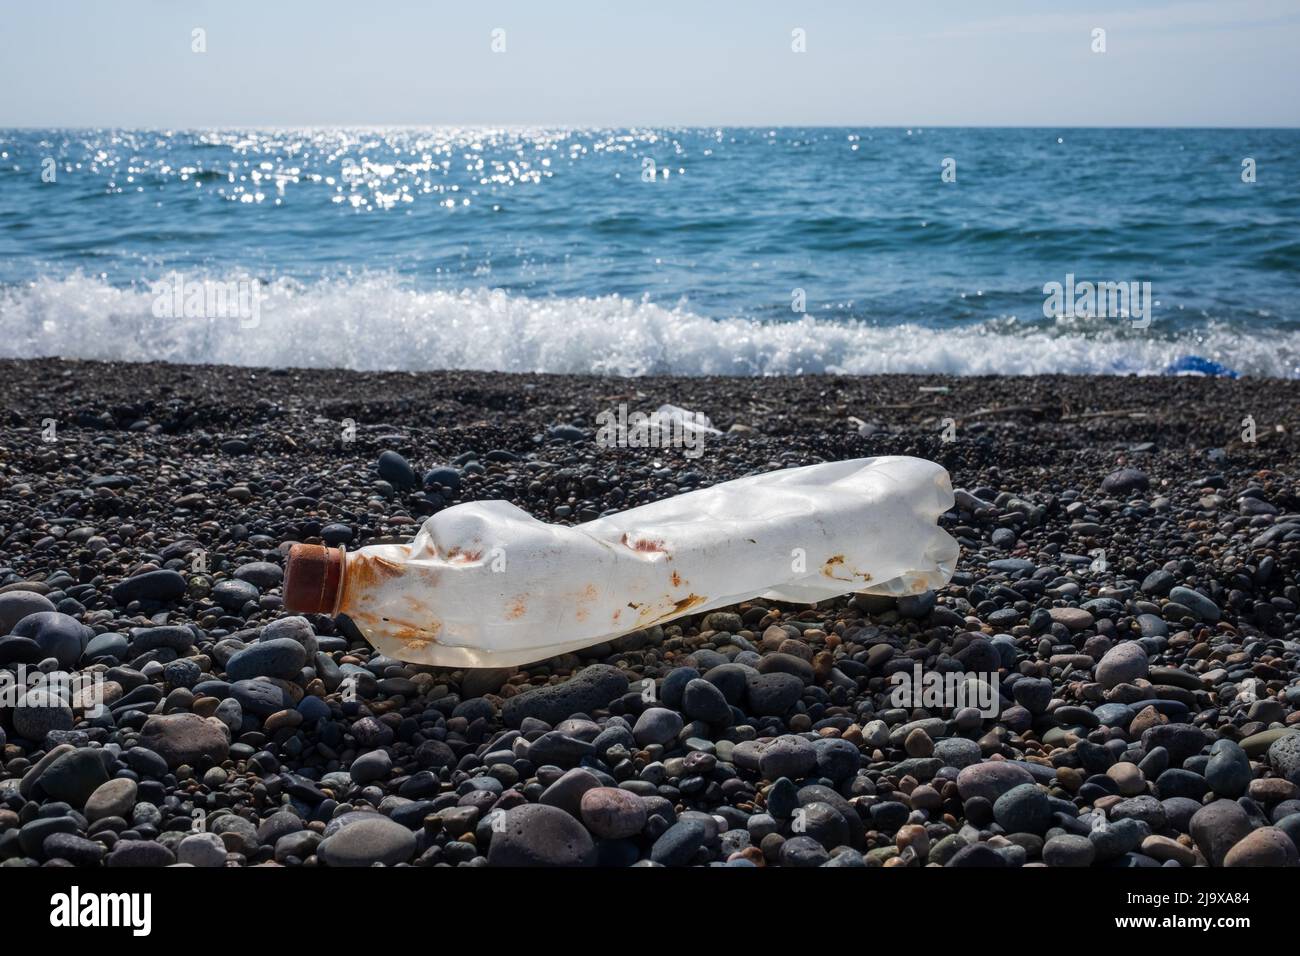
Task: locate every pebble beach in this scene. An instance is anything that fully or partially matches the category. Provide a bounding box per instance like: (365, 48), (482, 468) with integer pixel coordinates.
(2, 357), (1299, 868)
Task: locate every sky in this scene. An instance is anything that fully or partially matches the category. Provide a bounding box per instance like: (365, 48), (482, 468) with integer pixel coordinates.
(2, 0), (1298, 127)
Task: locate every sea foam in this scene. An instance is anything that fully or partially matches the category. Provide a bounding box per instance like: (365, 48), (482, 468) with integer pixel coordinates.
(2, 273), (1297, 378)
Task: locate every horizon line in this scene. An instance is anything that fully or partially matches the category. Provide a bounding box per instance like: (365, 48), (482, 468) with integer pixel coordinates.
(3, 123), (1299, 132)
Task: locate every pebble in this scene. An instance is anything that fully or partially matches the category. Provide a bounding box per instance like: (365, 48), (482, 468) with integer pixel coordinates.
(632, 708), (683, 747)
(163, 658), (202, 689)
(991, 528), (1017, 550)
(650, 819), (707, 867)
(1241, 727), (1295, 757)
(1089, 817), (1149, 861)
(1190, 800), (1254, 866)
(744, 672), (803, 716)
(138, 713), (231, 768)
(178, 832), (229, 868)
(261, 616), (319, 654)
(215, 697), (244, 732)
(1167, 586), (1220, 622)
(993, 783), (1052, 834)
(130, 624), (195, 653)
(1110, 795), (1167, 829)
(13, 687), (75, 741)
(501, 664), (628, 727)
(1223, 827), (1300, 867)
(376, 450), (417, 490)
(1011, 677), (1052, 715)
(1042, 834), (1095, 867)
(257, 810), (305, 846)
(1205, 739), (1252, 798)
(84, 778), (138, 822)
(1048, 607), (1095, 632)
(275, 831), (321, 863)
(487, 804), (596, 867)
(107, 840), (176, 867)
(957, 762), (1035, 803)
(1267, 733), (1300, 783)
(321, 522), (354, 545)
(37, 747), (109, 808)
(9, 611), (86, 669)
(1140, 834), (1196, 867)
(1101, 468), (1149, 495)
(84, 632), (130, 660)
(682, 678), (731, 724)
(946, 843), (1008, 867)
(1141, 723), (1208, 767)
(780, 835), (830, 867)
(1095, 642), (1149, 689)
(758, 736), (817, 780)
(317, 815), (417, 867)
(233, 561), (283, 589)
(539, 767), (601, 817)
(814, 737), (862, 781)
(225, 637), (308, 681)
(111, 569), (187, 605)
(580, 787), (647, 839)
(211, 578), (260, 612)
(0, 589), (57, 632)
(1105, 762), (1146, 797)
(349, 749), (392, 785)
(230, 679), (289, 716)
(44, 833), (107, 866)
(1140, 570), (1176, 596)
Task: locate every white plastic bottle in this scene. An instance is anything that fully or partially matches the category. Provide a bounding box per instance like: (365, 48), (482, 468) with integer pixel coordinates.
(283, 456), (959, 668)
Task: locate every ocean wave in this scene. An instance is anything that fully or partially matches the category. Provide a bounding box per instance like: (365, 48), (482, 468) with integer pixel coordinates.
(1, 273), (1297, 377)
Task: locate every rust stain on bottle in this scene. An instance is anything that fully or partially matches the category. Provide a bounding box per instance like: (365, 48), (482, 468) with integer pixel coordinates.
(342, 553), (442, 649)
(574, 583), (598, 622)
(821, 553), (872, 583)
(621, 533), (668, 554)
(444, 546), (483, 564)
(672, 593), (705, 613)
(346, 607), (442, 650)
(347, 552), (404, 590)
(628, 592), (704, 627)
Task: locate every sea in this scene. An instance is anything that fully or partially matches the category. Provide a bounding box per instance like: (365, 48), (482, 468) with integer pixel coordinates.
(1, 127), (1297, 377)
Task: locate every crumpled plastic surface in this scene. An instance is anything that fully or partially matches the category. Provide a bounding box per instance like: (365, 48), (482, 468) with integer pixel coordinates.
(338, 455), (959, 667)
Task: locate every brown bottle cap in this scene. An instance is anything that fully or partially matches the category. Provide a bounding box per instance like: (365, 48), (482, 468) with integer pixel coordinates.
(283, 543), (344, 615)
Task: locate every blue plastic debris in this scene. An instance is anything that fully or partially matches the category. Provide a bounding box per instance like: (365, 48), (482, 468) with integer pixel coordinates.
(1163, 355), (1240, 378)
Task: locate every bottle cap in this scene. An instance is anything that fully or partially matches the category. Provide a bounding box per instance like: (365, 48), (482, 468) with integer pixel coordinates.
(283, 543), (344, 615)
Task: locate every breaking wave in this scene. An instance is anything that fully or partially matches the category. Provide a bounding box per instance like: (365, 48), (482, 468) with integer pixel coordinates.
(2, 273), (1297, 378)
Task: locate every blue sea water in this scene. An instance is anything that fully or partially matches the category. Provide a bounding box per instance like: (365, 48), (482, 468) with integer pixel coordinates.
(1, 127), (1297, 376)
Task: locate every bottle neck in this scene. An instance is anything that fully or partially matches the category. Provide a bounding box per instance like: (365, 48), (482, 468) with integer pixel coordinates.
(283, 543), (345, 615)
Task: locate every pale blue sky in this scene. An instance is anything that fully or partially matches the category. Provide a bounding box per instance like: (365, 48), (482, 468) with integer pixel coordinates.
(2, 0), (1298, 127)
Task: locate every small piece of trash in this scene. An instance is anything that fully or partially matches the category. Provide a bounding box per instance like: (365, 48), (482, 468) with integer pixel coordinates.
(654, 404), (721, 436)
(848, 416), (883, 437)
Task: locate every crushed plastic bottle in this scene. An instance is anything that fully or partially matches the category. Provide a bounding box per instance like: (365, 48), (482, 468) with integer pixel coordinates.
(283, 456), (959, 668)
